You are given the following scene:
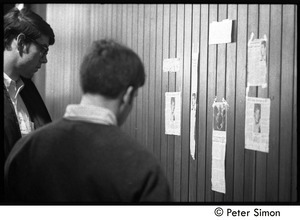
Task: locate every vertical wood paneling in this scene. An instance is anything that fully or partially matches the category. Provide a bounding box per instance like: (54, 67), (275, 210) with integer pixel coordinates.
(224, 4), (237, 202)
(189, 4), (200, 202)
(197, 4), (209, 202)
(45, 4), (59, 118)
(111, 5), (117, 40)
(234, 4), (247, 202)
(71, 5), (90, 103)
(107, 4), (113, 37)
(267, 5), (281, 202)
(160, 4), (170, 175)
(46, 4), (72, 119)
(279, 4), (294, 202)
(174, 4), (184, 201)
(40, 4), (297, 202)
(67, 5), (76, 107)
(206, 4), (218, 202)
(181, 4), (192, 201)
(216, 4), (227, 101)
(115, 5), (122, 41)
(90, 4), (104, 41)
(148, 5), (157, 154)
(154, 5), (164, 160)
(292, 6), (297, 203)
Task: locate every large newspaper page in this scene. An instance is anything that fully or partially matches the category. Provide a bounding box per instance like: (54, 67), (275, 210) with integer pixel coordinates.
(245, 97), (271, 153)
(211, 101), (227, 194)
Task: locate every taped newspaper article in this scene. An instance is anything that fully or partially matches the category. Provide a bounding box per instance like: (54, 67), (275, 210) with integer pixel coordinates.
(211, 100), (228, 194)
(165, 92), (181, 136)
(245, 96), (271, 153)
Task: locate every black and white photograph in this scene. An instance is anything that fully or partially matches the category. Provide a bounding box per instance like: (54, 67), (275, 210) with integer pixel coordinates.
(2, 3), (298, 219)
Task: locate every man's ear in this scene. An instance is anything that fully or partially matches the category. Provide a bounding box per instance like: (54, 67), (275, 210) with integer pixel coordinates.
(118, 86), (134, 118)
(16, 33), (27, 55)
(122, 86), (134, 106)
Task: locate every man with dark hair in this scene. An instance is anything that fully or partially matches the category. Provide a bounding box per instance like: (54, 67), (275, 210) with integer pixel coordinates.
(3, 7), (55, 201)
(5, 39), (172, 203)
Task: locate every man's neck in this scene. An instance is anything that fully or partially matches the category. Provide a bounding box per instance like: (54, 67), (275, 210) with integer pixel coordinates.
(4, 51), (20, 81)
(80, 93), (120, 117)
(3, 70), (20, 82)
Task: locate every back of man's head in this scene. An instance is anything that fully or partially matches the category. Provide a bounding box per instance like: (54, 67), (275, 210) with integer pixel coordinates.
(4, 7), (55, 50)
(79, 39), (145, 99)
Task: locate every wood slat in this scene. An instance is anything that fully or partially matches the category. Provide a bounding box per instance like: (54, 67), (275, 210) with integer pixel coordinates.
(279, 4), (294, 202)
(266, 4), (282, 202)
(106, 4), (112, 37)
(173, 4), (184, 201)
(233, 4), (247, 202)
(197, 4), (209, 202)
(111, 5), (117, 40)
(154, 4), (164, 160)
(224, 4), (237, 202)
(291, 5), (297, 203)
(206, 4), (218, 202)
(147, 5), (157, 154)
(160, 4), (170, 175)
(181, 4), (192, 202)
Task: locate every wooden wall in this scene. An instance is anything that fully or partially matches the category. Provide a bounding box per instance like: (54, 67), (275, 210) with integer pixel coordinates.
(32, 4), (297, 202)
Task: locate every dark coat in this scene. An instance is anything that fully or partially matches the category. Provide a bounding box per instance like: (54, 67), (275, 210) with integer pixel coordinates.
(3, 77), (51, 202)
(3, 77), (52, 161)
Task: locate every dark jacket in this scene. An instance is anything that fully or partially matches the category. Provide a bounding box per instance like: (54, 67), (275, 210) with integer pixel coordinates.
(3, 77), (51, 203)
(4, 77), (52, 161)
(5, 119), (172, 203)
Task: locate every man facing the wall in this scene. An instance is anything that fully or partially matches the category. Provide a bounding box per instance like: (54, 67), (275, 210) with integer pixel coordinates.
(5, 39), (172, 203)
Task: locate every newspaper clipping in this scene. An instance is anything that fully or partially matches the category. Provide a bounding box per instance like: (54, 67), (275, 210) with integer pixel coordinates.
(247, 34), (268, 88)
(190, 92), (197, 160)
(165, 92), (181, 136)
(189, 43), (199, 160)
(163, 58), (181, 72)
(245, 97), (270, 153)
(211, 101), (227, 194)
